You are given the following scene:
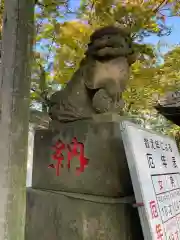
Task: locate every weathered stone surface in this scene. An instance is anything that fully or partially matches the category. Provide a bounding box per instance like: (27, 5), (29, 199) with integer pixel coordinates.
(25, 188), (143, 240)
(48, 26), (136, 124)
(31, 117), (133, 197)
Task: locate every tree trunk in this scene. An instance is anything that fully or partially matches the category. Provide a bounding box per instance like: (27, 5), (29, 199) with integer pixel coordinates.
(0, 0), (34, 239)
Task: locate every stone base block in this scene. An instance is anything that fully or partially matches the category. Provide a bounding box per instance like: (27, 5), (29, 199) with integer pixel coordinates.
(31, 119), (133, 197)
(25, 188), (143, 240)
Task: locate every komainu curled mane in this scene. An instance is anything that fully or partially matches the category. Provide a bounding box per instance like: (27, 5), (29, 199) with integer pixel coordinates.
(49, 26), (137, 124)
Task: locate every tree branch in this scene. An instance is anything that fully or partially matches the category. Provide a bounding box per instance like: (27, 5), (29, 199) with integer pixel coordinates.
(35, 0), (57, 8)
(153, 0), (169, 13)
(35, 0), (67, 8)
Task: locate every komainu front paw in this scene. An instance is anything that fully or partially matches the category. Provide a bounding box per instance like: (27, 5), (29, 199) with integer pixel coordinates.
(92, 89), (124, 114)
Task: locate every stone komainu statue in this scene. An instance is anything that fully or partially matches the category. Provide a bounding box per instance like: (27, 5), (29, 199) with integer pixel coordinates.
(155, 91), (180, 126)
(49, 26), (137, 124)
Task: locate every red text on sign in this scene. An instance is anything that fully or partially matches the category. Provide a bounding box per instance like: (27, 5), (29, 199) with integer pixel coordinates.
(149, 200), (158, 219)
(156, 224), (164, 240)
(48, 137), (89, 176)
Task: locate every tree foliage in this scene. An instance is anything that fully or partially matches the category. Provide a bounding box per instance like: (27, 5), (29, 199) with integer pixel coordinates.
(1, 0), (180, 135)
(32, 0), (180, 93)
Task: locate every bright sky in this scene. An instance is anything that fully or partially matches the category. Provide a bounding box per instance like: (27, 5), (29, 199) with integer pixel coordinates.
(144, 17), (180, 53)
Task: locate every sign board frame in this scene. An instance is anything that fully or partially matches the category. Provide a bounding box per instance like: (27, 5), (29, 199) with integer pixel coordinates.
(121, 120), (180, 240)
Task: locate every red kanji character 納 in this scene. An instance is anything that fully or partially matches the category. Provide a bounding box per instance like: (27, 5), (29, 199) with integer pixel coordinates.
(67, 137), (89, 175)
(48, 140), (66, 176)
(150, 200), (158, 218)
(156, 224), (164, 240)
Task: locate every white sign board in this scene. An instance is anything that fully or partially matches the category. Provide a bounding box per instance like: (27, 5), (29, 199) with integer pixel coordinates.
(121, 121), (180, 240)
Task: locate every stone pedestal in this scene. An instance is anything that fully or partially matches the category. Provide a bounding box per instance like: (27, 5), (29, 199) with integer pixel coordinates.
(25, 115), (143, 240)
(31, 118), (133, 197)
(25, 188), (143, 240)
